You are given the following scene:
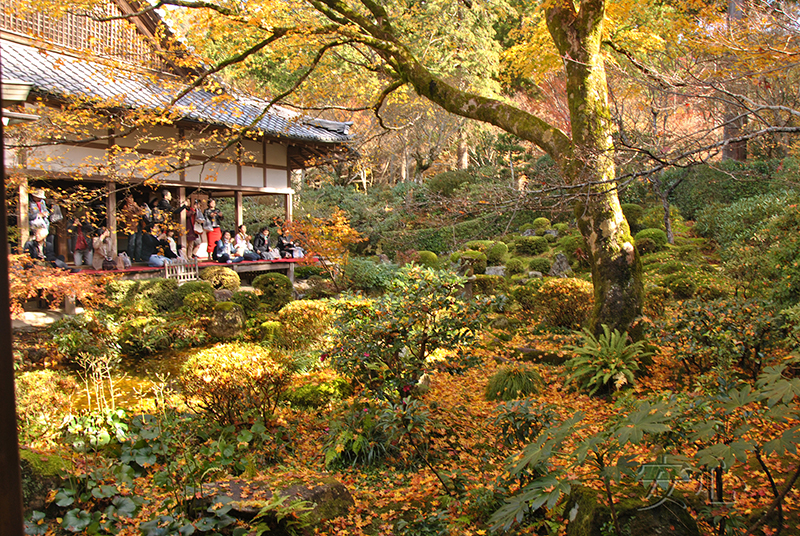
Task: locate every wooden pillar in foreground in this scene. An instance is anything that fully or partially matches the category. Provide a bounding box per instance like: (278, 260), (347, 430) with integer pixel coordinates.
(235, 191), (243, 229)
(285, 192), (293, 223)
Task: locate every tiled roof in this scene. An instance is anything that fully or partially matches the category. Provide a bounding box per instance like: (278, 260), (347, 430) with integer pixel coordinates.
(1, 39), (352, 143)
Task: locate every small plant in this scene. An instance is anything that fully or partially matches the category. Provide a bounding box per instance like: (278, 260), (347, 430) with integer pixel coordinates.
(634, 228), (668, 251)
(231, 290), (261, 316)
(179, 343), (292, 426)
(200, 266), (241, 291)
(252, 272), (294, 312)
(492, 399), (557, 449)
(485, 364), (542, 401)
(563, 325), (652, 395)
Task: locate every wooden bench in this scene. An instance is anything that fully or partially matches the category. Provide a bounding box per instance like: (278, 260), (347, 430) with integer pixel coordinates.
(163, 257), (200, 284)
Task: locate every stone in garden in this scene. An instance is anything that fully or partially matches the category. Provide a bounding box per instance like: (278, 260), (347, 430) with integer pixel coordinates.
(199, 477), (354, 524)
(548, 253), (573, 278)
(214, 289), (234, 302)
(377, 254), (391, 264)
(20, 449), (71, 513)
(486, 266), (506, 277)
(528, 271), (543, 278)
(545, 229), (559, 239)
(208, 302), (245, 339)
(521, 228), (536, 236)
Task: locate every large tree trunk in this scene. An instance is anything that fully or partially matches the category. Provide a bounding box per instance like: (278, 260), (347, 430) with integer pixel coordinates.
(547, 0), (643, 335)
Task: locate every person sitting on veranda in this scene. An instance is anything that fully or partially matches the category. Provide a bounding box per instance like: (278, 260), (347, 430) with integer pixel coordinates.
(276, 228), (304, 258)
(214, 230), (244, 264)
(141, 224), (176, 267)
(234, 224), (260, 261)
(24, 227), (75, 271)
(91, 227), (119, 271)
(253, 226), (280, 260)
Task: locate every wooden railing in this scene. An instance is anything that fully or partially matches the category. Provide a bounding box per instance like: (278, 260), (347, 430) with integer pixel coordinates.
(163, 257), (199, 284)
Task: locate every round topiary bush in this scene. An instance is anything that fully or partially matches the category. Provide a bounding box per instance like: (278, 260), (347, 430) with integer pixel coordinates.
(505, 257), (526, 275)
(634, 228), (668, 252)
(260, 320), (284, 345)
(179, 342), (292, 426)
(176, 280), (215, 304)
(474, 274), (509, 295)
(464, 240), (493, 252)
(528, 257), (552, 274)
(200, 266), (241, 292)
(252, 272), (294, 312)
(532, 217), (551, 236)
(231, 290), (261, 316)
(515, 236), (549, 256)
(417, 251), (440, 270)
(486, 242), (509, 265)
(459, 250), (488, 275)
(553, 223), (569, 235)
(635, 237), (658, 255)
(183, 291), (217, 315)
(485, 364), (542, 401)
(534, 277), (594, 328)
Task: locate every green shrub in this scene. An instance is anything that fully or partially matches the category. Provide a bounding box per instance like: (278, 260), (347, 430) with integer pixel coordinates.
(179, 342), (292, 426)
(176, 280), (215, 303)
(534, 278), (594, 328)
(277, 299), (334, 350)
(305, 275), (338, 300)
(635, 237), (658, 256)
(260, 320), (284, 345)
(528, 257), (551, 274)
(284, 370), (352, 409)
(344, 257), (397, 293)
(323, 399), (393, 468)
(200, 266), (241, 292)
(16, 370), (78, 446)
(417, 251), (440, 270)
(183, 291), (216, 315)
(49, 312), (118, 362)
(427, 170), (473, 197)
(295, 265), (325, 279)
(621, 204), (645, 232)
(232, 290), (261, 316)
(564, 325), (652, 396)
(252, 273), (294, 312)
(553, 223), (569, 235)
(663, 274), (696, 300)
(474, 274), (508, 295)
(492, 400), (556, 450)
(515, 236), (549, 256)
(532, 217), (551, 235)
(459, 250), (488, 275)
(486, 242), (509, 265)
(505, 257), (526, 275)
(105, 278), (180, 312)
(118, 316), (171, 358)
(558, 235), (585, 265)
(464, 240), (493, 252)
(485, 364), (542, 401)
(635, 228), (668, 252)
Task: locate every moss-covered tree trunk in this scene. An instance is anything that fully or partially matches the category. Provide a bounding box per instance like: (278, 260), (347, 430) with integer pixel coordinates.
(546, 0), (643, 335)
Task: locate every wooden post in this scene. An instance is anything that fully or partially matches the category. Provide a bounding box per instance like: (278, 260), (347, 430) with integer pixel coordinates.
(106, 182), (117, 254)
(285, 191), (293, 223)
(178, 187), (187, 251)
(235, 191), (243, 228)
(18, 179), (29, 252)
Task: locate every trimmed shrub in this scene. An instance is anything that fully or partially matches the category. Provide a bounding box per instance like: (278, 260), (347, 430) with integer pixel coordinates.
(464, 240), (493, 252)
(528, 257), (551, 274)
(252, 273), (294, 312)
(512, 279), (546, 310)
(106, 278), (179, 312)
(621, 204), (644, 232)
(553, 223), (569, 235)
(294, 265), (325, 279)
(485, 364), (542, 401)
(634, 228), (668, 252)
(557, 235), (584, 264)
(179, 342), (292, 426)
(231, 290), (261, 316)
(277, 299), (334, 350)
(200, 266), (241, 292)
(635, 237), (658, 256)
(284, 369), (352, 409)
(474, 274), (508, 295)
(532, 217), (551, 236)
(505, 257), (526, 275)
(515, 236), (549, 256)
(486, 242), (509, 265)
(459, 250), (487, 275)
(427, 170), (473, 197)
(417, 251), (440, 270)
(534, 278), (594, 328)
(183, 291), (216, 315)
(176, 280), (215, 304)
(345, 257), (397, 293)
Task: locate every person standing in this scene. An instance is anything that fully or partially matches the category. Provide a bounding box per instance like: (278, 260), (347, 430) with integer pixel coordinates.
(28, 188), (50, 232)
(204, 198), (223, 249)
(68, 218), (94, 267)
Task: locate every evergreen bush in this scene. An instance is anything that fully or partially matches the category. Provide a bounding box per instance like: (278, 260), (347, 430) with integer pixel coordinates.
(252, 273), (294, 312)
(459, 250), (488, 274)
(528, 257), (551, 274)
(534, 278), (594, 328)
(505, 257), (525, 275)
(485, 364), (542, 401)
(344, 257), (397, 293)
(553, 223), (569, 235)
(621, 203), (644, 233)
(179, 342), (292, 426)
(474, 274), (508, 295)
(183, 291), (216, 315)
(294, 265), (326, 279)
(284, 370), (352, 409)
(176, 280), (215, 303)
(417, 251), (440, 269)
(486, 242), (509, 265)
(200, 266), (241, 292)
(426, 170), (473, 197)
(231, 290), (261, 316)
(634, 228), (668, 251)
(464, 240), (493, 252)
(105, 278), (180, 312)
(277, 299), (334, 350)
(515, 236), (549, 256)
(532, 217), (551, 235)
